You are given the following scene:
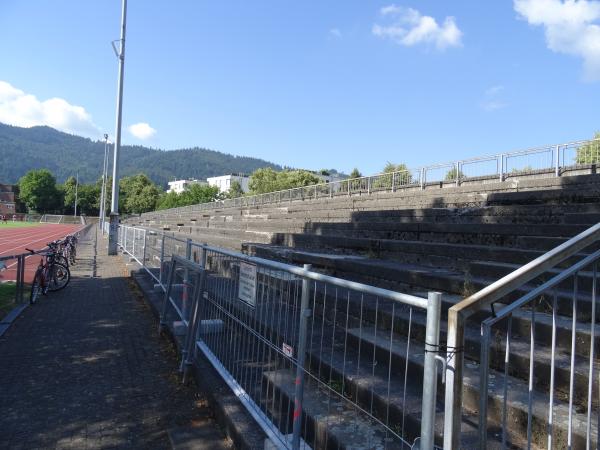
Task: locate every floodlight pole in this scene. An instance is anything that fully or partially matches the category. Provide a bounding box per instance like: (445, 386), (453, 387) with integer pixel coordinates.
(108, 0), (127, 255)
(74, 172), (78, 217)
(100, 133), (109, 233)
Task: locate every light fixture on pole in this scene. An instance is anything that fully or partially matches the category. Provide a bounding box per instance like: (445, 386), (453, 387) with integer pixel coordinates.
(108, 0), (127, 255)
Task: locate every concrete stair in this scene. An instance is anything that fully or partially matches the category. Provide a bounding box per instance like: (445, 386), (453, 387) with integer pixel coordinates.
(125, 173), (600, 448)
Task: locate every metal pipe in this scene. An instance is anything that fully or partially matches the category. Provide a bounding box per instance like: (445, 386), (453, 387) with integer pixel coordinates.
(291, 264), (312, 450)
(421, 291), (442, 449)
(108, 0), (127, 255)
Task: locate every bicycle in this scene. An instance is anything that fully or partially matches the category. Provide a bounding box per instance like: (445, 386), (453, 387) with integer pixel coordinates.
(27, 247), (71, 304)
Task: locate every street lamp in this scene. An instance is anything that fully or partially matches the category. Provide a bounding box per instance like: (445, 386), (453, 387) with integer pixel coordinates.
(74, 172), (78, 217)
(100, 133), (110, 233)
(108, 0), (127, 255)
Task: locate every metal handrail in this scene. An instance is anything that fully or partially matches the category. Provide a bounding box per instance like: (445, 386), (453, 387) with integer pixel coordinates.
(197, 243), (429, 309)
(142, 137), (600, 219)
(443, 221), (600, 449)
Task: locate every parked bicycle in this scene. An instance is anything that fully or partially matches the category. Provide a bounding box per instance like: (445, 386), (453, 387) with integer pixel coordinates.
(27, 246), (71, 304)
(47, 234), (78, 267)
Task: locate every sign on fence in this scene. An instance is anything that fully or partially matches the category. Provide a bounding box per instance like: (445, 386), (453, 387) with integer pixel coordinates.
(238, 262), (257, 307)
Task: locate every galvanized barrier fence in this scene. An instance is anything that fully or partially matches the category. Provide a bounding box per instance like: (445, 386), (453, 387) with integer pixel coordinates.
(116, 224), (444, 449)
(0, 252), (29, 309)
(444, 222), (600, 449)
(479, 250), (599, 449)
(142, 138), (599, 219)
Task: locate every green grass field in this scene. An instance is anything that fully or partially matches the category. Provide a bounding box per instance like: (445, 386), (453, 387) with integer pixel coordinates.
(0, 282), (17, 320)
(0, 221), (40, 229)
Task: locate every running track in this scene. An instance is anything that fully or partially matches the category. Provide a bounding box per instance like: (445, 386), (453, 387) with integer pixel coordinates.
(0, 224), (83, 283)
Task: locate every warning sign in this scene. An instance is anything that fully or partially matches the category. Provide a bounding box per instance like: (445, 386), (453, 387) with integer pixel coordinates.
(238, 262), (257, 307)
(282, 343), (293, 358)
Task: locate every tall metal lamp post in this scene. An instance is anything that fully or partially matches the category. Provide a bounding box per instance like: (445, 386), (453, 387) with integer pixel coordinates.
(100, 133), (109, 233)
(74, 172), (78, 217)
(108, 0), (127, 255)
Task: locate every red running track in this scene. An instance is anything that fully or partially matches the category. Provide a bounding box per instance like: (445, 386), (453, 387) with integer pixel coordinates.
(0, 224), (83, 284)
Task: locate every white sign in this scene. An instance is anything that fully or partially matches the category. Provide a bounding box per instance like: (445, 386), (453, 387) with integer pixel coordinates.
(238, 262), (257, 307)
(282, 343), (293, 358)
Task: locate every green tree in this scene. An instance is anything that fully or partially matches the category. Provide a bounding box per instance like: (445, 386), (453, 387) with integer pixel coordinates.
(248, 168), (320, 195)
(18, 169), (62, 213)
(349, 168), (362, 179)
(227, 180), (244, 199)
(445, 167), (465, 181)
(119, 174), (162, 214)
(76, 184), (101, 216)
(179, 184), (220, 206)
(383, 162), (409, 174)
(576, 132), (600, 164)
(62, 176), (78, 214)
(156, 191), (181, 210)
(156, 184), (220, 210)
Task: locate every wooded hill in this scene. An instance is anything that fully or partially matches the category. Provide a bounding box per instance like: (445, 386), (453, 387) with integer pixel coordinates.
(0, 122), (283, 187)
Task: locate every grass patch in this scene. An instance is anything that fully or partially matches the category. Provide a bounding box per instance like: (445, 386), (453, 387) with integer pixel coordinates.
(0, 282), (17, 320)
(0, 222), (40, 229)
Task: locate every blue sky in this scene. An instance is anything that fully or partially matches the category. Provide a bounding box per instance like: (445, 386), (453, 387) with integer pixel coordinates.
(1, 0), (599, 175)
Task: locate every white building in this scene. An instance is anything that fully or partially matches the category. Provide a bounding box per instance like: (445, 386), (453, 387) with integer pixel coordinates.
(207, 174), (250, 194)
(314, 173), (346, 184)
(167, 179), (207, 194)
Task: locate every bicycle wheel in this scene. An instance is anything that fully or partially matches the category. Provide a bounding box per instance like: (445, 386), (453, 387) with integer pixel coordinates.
(30, 269), (43, 304)
(55, 254), (69, 267)
(47, 262), (70, 292)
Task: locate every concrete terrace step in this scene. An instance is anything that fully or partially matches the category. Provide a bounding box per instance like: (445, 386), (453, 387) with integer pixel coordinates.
(304, 278), (600, 400)
(274, 234), (551, 267)
(356, 326), (597, 449)
(246, 244), (600, 322)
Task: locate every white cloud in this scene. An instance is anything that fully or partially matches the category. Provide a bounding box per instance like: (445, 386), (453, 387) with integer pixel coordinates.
(372, 5), (462, 50)
(482, 85), (507, 111)
(0, 80), (100, 137)
(514, 0), (600, 80)
(128, 122), (156, 140)
(329, 28), (342, 39)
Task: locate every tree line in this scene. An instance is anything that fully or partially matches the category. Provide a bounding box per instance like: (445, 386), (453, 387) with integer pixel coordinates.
(15, 134), (600, 214)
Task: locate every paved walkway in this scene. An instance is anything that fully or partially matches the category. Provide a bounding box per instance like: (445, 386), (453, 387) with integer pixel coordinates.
(0, 228), (230, 450)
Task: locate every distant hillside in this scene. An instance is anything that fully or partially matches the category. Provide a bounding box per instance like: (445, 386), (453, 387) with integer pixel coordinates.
(0, 123), (283, 187)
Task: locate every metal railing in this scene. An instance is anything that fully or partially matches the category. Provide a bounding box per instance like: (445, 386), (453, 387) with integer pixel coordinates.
(116, 224), (444, 449)
(141, 138), (600, 219)
(443, 222), (600, 449)
(0, 252), (29, 312)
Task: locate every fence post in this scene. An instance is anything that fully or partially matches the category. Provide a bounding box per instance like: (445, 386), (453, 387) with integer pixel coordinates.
(555, 145), (560, 177)
(159, 232), (166, 286)
(15, 255), (23, 303)
(291, 264), (312, 450)
(182, 269), (206, 384)
(420, 167), (426, 190)
(200, 243), (207, 268)
(367, 177), (371, 195)
(142, 229), (147, 266)
(478, 324), (492, 449)
(420, 291), (442, 450)
(391, 173), (396, 192)
(182, 239), (193, 321)
(132, 228), (136, 258)
(348, 179), (351, 196)
(443, 309), (465, 450)
(499, 154), (505, 181)
(455, 162), (461, 187)
(159, 258), (177, 333)
(19, 255), (25, 303)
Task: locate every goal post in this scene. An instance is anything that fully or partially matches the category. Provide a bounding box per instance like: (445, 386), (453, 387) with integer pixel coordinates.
(39, 214), (64, 224)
